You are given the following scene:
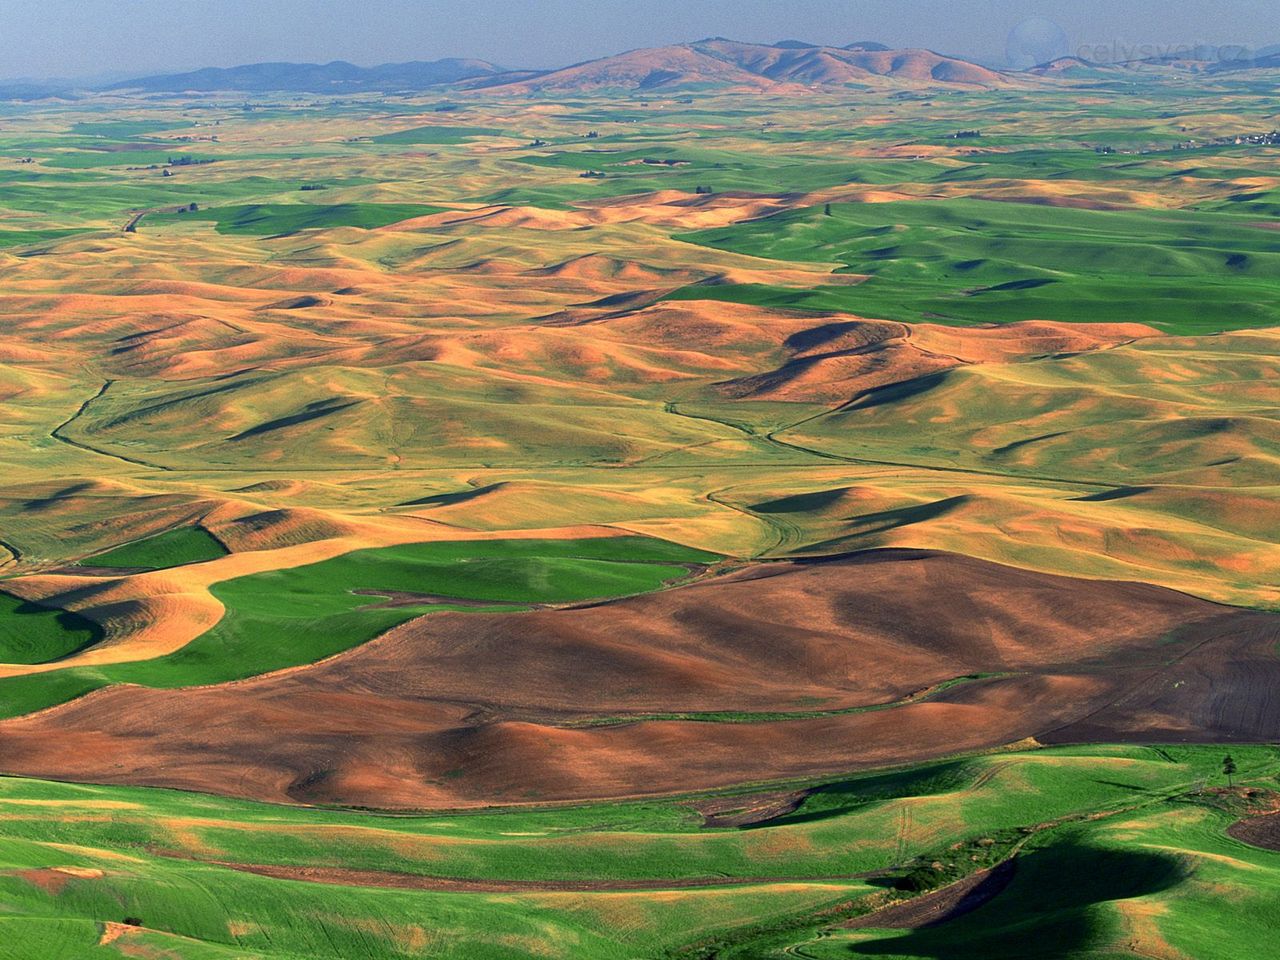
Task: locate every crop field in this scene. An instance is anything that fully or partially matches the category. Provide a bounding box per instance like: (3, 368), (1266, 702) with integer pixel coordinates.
(675, 198), (1280, 333)
(0, 42), (1276, 959)
(0, 745), (1276, 958)
(83, 525), (229, 569)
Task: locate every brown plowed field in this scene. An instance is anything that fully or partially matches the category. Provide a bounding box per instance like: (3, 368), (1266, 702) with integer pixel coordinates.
(1038, 611), (1280, 745)
(1228, 812), (1280, 852)
(0, 550), (1274, 809)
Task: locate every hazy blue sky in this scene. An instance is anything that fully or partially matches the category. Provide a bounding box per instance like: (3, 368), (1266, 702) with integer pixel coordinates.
(4, 0), (1277, 79)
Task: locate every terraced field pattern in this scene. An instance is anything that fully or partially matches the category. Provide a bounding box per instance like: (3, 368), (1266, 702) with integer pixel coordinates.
(0, 59), (1277, 959)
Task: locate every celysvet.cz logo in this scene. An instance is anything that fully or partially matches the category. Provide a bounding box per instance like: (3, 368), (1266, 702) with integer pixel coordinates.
(1075, 40), (1254, 65)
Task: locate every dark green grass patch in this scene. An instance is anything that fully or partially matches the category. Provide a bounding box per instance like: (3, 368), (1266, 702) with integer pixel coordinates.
(150, 201), (446, 235)
(0, 593), (102, 665)
(84, 526), (228, 570)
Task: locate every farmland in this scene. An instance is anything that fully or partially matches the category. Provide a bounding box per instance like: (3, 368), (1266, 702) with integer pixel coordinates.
(0, 48), (1276, 959)
(0, 745), (1276, 958)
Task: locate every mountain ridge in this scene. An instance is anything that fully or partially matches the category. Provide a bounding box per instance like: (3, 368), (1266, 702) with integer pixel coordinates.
(76, 37), (1280, 96)
(104, 57), (502, 93)
(103, 39), (1009, 94)
(475, 38), (1010, 92)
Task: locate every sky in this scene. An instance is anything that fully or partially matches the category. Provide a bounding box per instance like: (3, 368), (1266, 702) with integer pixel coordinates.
(2, 0), (1278, 80)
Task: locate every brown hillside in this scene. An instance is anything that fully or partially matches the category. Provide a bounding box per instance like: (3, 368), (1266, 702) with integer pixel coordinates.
(485, 40), (1010, 92)
(0, 550), (1272, 808)
(697, 39), (1009, 86)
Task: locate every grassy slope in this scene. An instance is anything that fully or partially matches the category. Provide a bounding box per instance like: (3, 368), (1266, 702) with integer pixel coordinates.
(0, 593), (102, 665)
(84, 526), (228, 570)
(0, 536), (719, 717)
(0, 227), (87, 247)
(778, 336), (1280, 487)
(0, 745), (1273, 959)
(674, 198), (1280, 333)
(58, 364), (760, 470)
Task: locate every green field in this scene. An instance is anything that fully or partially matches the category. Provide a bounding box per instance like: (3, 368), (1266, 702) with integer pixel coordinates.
(43, 149), (221, 169)
(0, 174), (379, 220)
(0, 593), (102, 664)
(0, 536), (718, 717)
(675, 198), (1280, 333)
(69, 119), (192, 138)
(150, 202), (448, 235)
(0, 744), (1273, 959)
(0, 227), (88, 247)
(83, 526), (228, 569)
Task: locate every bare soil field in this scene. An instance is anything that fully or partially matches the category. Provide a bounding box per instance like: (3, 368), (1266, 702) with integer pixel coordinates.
(1227, 807), (1280, 852)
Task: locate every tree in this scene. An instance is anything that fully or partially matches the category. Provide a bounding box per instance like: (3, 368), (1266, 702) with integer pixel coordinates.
(1223, 755), (1237, 787)
(824, 202), (832, 216)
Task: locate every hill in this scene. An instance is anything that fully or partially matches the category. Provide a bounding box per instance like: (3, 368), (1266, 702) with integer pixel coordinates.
(106, 57), (501, 93)
(1209, 50), (1280, 73)
(0, 81), (74, 100)
(1025, 56), (1123, 78)
(480, 39), (1010, 92)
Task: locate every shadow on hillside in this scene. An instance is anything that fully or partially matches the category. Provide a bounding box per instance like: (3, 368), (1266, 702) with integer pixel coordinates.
(845, 842), (1191, 958)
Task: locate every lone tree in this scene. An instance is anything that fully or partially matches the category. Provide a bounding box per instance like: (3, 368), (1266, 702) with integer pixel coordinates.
(824, 202), (832, 216)
(1223, 755), (1238, 787)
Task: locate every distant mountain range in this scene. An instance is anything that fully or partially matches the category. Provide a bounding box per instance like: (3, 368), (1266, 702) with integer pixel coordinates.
(1029, 44), (1280, 78)
(101, 58), (502, 93)
(96, 39), (1006, 95)
(8, 37), (1280, 99)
